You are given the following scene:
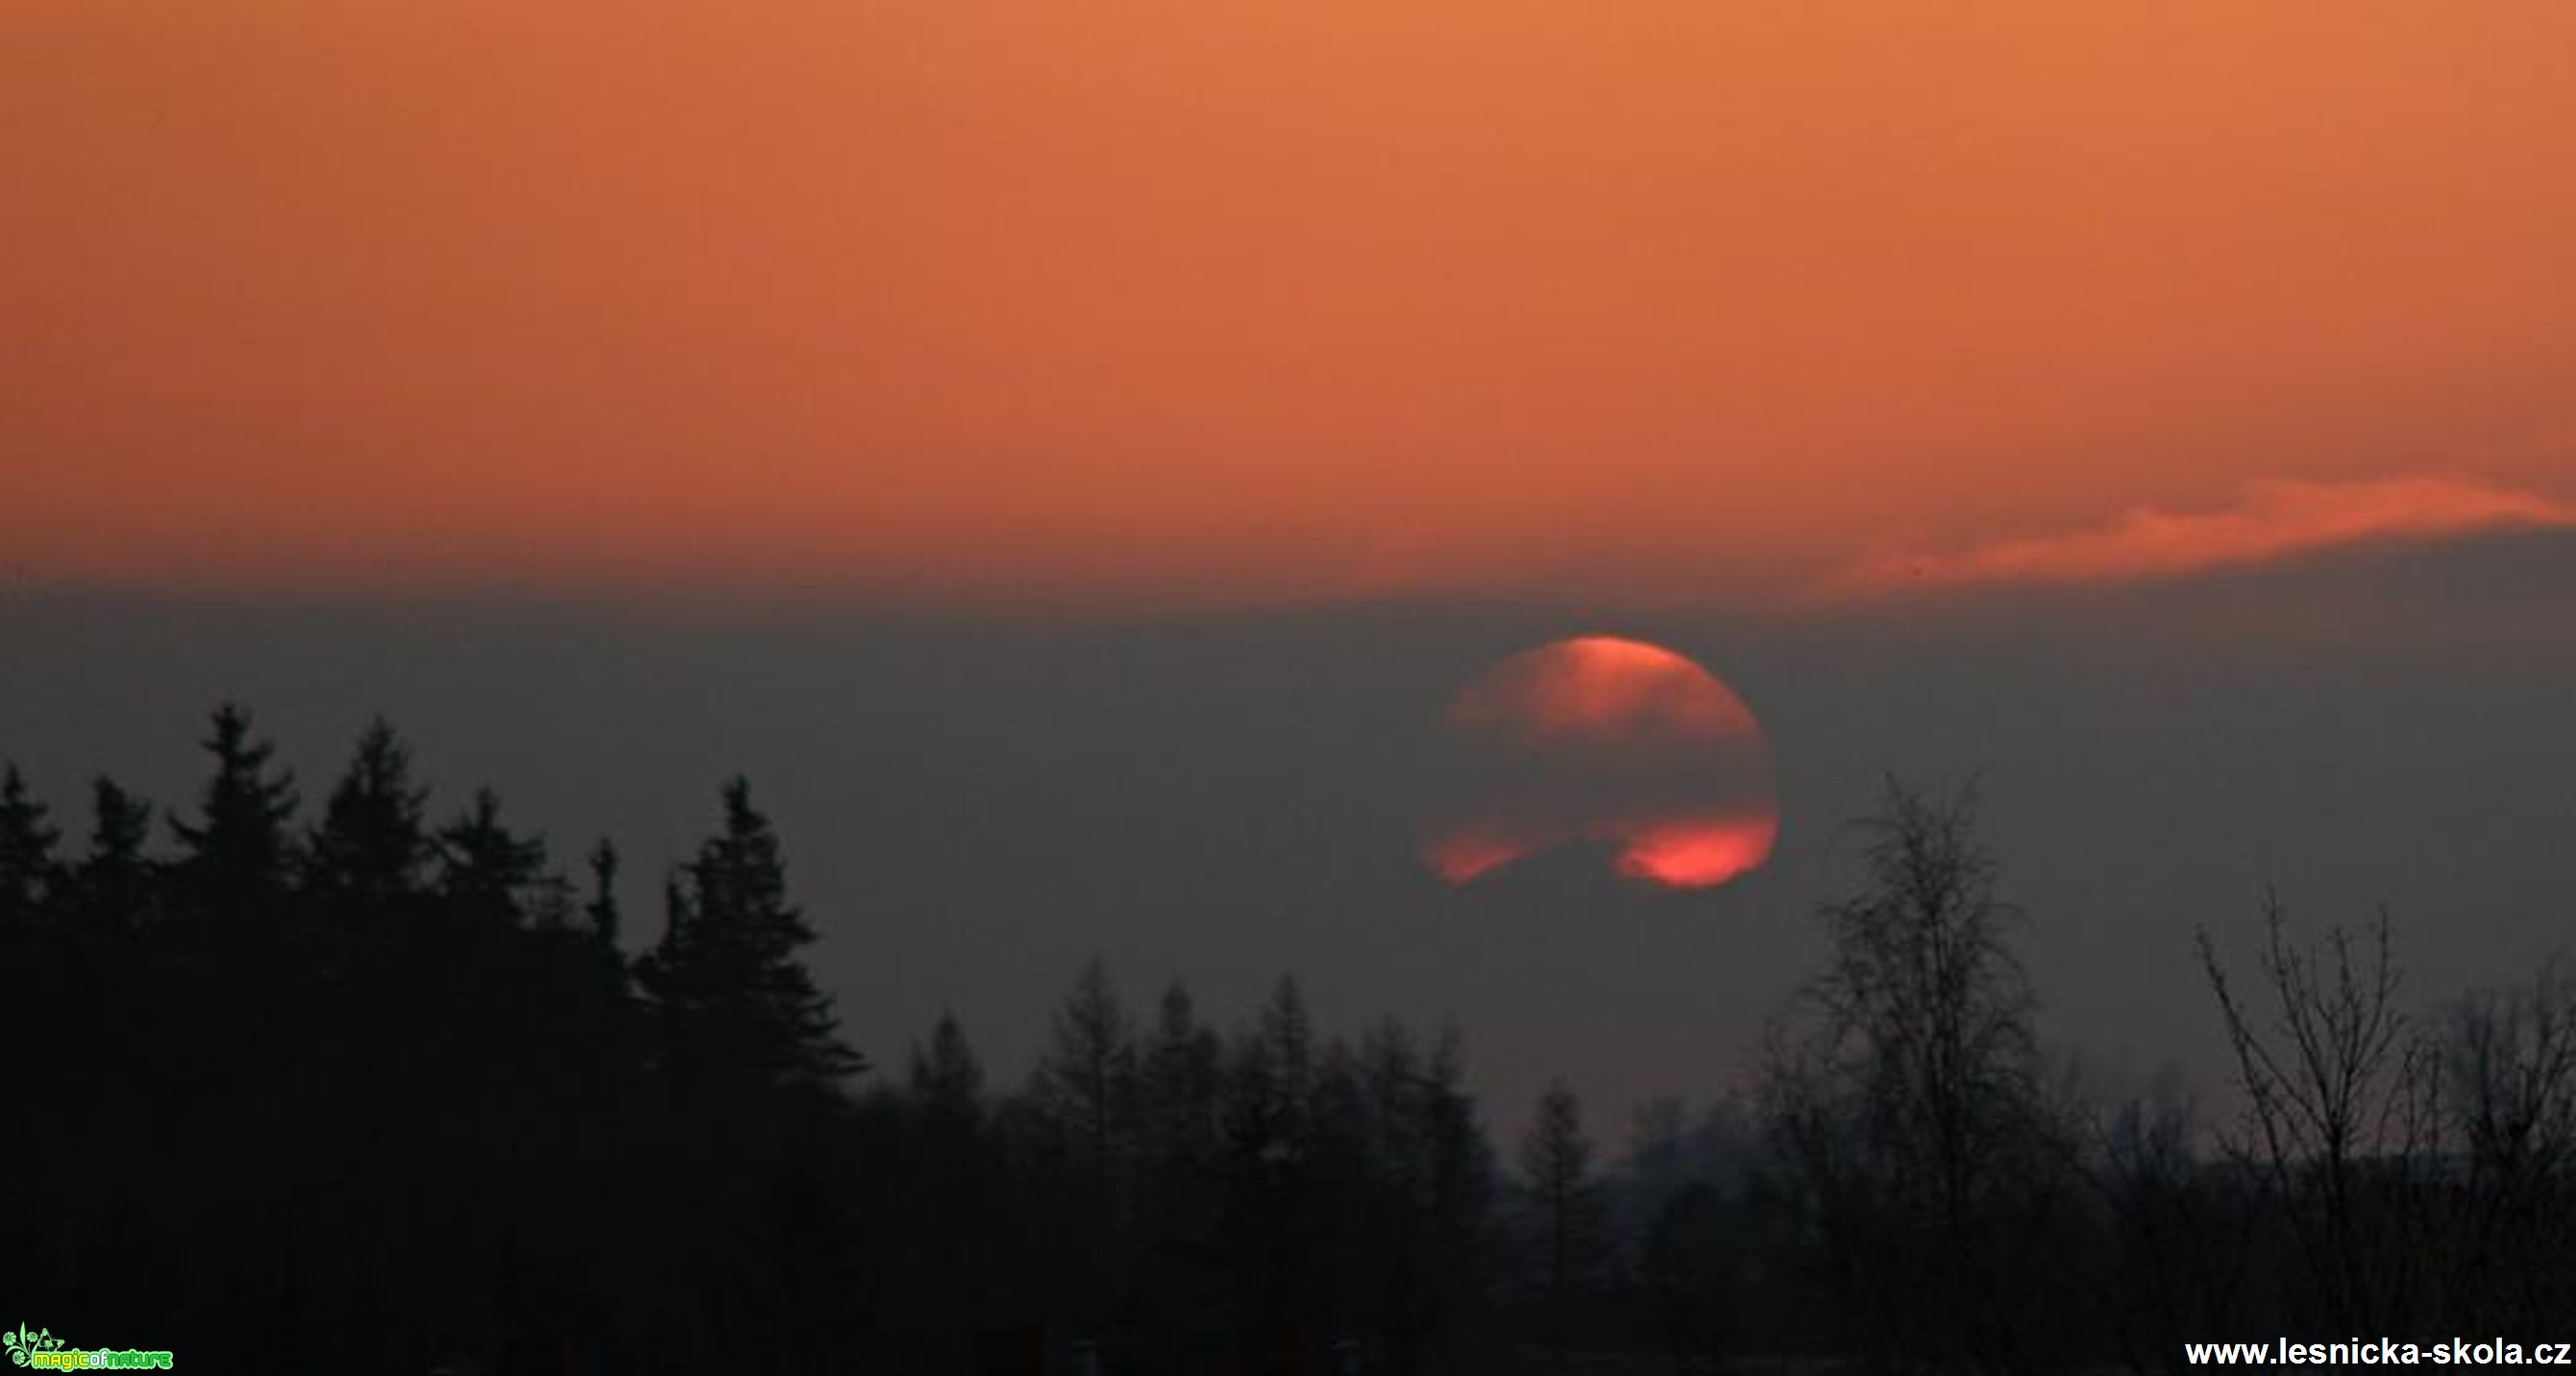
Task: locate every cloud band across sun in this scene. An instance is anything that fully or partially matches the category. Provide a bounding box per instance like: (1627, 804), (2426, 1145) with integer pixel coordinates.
(1816, 476), (2576, 602)
(1424, 637), (1779, 893)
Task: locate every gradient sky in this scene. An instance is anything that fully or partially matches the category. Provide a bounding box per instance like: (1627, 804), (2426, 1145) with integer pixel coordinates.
(8, 0), (2574, 603)
(8, 3), (2576, 1137)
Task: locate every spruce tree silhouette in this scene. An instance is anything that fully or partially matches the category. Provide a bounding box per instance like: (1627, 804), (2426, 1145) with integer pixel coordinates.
(1416, 1024), (1502, 1375)
(1141, 981), (1225, 1178)
(307, 716), (431, 909)
(69, 776), (155, 936)
(637, 776), (863, 1088)
(168, 701), (299, 929)
(1222, 976), (1323, 1330)
(912, 1010), (988, 1134)
(895, 1010), (995, 1344)
(1035, 959), (1141, 1175)
(0, 762), (58, 927)
(583, 837), (623, 950)
(1105, 979), (1220, 1356)
(1033, 957), (1141, 1327)
(437, 786), (549, 927)
(1142, 981), (1223, 1154)
(1520, 1080), (1605, 1372)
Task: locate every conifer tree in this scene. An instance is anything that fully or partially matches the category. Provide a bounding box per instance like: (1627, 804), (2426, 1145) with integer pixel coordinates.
(1521, 1080), (1606, 1372)
(1034, 958), (1140, 1192)
(0, 763), (59, 927)
(72, 777), (155, 935)
(1131, 980), (1228, 1325)
(910, 1010), (986, 1136)
(643, 868), (693, 1010)
(583, 839), (622, 950)
(1259, 975), (1316, 1113)
(1031, 958), (1141, 1320)
(636, 777), (860, 1086)
(307, 717), (430, 908)
(436, 787), (547, 928)
(1142, 980), (1224, 1169)
(1216, 976), (1326, 1321)
(1418, 1024), (1499, 1366)
(169, 702), (300, 927)
(1422, 1024), (1494, 1244)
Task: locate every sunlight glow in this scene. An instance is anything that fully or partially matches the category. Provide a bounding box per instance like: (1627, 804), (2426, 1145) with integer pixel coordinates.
(1426, 636), (1779, 894)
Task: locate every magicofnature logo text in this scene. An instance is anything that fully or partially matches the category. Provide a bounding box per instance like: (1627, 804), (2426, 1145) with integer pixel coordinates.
(4, 1324), (171, 1369)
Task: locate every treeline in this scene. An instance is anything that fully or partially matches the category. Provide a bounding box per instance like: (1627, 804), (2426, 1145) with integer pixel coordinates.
(1553, 786), (2576, 1374)
(0, 707), (1508, 1374)
(5, 710), (2574, 1374)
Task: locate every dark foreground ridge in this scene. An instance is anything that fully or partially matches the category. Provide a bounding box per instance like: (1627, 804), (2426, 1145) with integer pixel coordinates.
(4, 707), (2572, 1374)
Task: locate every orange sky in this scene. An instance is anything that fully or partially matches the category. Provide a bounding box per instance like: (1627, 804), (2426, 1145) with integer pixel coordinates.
(6, 0), (2573, 606)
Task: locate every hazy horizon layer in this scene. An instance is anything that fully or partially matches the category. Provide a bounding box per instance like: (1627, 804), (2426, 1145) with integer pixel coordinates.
(9, 531), (2569, 1137)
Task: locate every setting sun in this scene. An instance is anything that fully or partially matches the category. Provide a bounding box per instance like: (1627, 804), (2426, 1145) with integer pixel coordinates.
(1426, 636), (1779, 891)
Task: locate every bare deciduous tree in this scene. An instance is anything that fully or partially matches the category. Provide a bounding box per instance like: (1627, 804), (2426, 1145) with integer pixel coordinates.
(2440, 958), (2576, 1330)
(2077, 1077), (2259, 1372)
(1765, 777), (2063, 1376)
(2196, 895), (2437, 1336)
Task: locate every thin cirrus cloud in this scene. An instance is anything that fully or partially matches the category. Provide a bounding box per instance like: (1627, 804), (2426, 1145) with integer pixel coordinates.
(1812, 476), (2576, 602)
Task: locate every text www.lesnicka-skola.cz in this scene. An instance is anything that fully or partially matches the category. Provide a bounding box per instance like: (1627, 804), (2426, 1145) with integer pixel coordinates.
(2186, 1339), (2576, 1364)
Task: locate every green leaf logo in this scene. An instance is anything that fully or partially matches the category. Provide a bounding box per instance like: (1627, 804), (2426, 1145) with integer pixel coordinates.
(4, 1324), (64, 1366)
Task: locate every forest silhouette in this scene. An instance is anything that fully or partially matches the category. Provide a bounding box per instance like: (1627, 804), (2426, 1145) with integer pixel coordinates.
(3, 707), (2571, 1374)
